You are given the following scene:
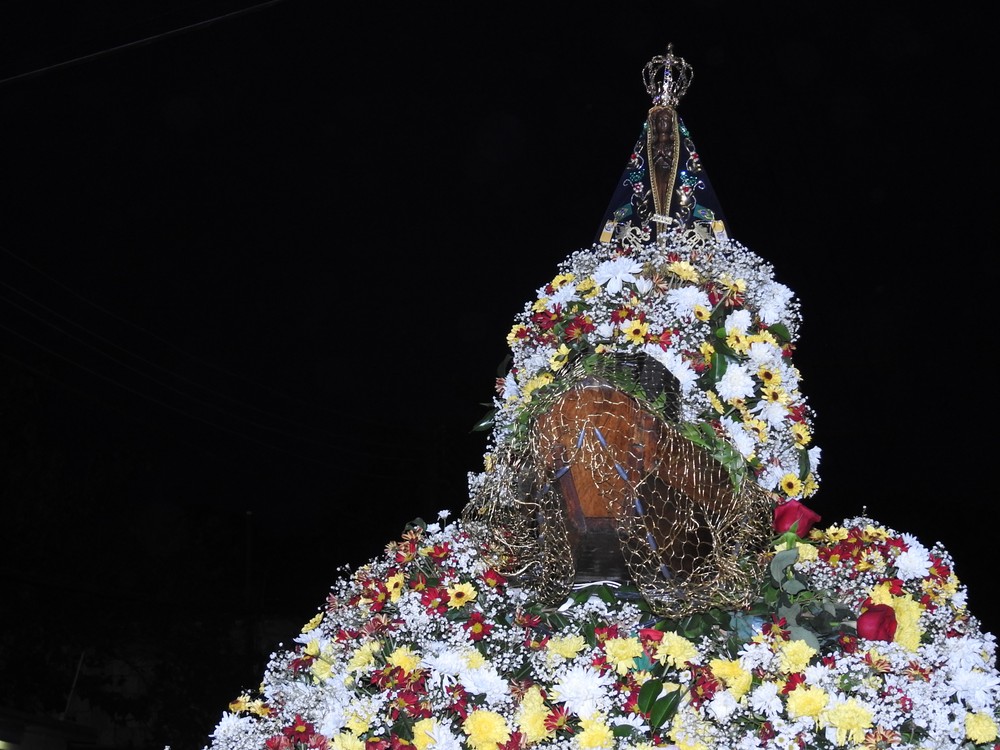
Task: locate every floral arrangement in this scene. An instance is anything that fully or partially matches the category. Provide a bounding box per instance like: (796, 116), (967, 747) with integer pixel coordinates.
(473, 230), (821, 502)
(206, 510), (1000, 750)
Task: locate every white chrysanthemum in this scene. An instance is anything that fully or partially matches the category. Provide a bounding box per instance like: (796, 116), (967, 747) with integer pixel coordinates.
(806, 445), (822, 477)
(748, 682), (783, 719)
(706, 690), (740, 721)
(746, 339), (783, 366)
(543, 282), (579, 308)
(724, 308), (753, 333)
(422, 647), (468, 686)
(894, 537), (932, 581)
(210, 712), (258, 746)
(665, 285), (711, 319)
(643, 344), (698, 393)
(551, 664), (614, 718)
(593, 256), (642, 294)
(461, 663), (510, 706)
(753, 398), (790, 427)
(425, 721), (464, 750)
(942, 636), (997, 672)
(721, 416), (757, 459)
(755, 281), (794, 325)
(716, 363), (755, 402)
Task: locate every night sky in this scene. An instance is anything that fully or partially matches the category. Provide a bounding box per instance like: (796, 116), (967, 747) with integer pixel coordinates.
(0, 3), (990, 748)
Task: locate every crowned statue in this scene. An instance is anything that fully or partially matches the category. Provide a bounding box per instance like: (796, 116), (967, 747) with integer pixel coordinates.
(462, 45), (811, 618)
(203, 47), (1000, 750)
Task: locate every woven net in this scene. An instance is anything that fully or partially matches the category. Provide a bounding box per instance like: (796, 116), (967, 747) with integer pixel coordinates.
(463, 356), (773, 617)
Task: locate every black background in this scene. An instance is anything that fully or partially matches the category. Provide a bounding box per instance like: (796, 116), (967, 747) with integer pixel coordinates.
(0, 3), (991, 748)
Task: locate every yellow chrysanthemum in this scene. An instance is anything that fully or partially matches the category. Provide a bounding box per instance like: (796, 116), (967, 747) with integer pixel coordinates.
(506, 323), (530, 346)
(708, 659), (752, 699)
(578, 714), (615, 749)
(706, 390), (725, 415)
(530, 298), (549, 313)
(868, 584), (924, 652)
(303, 639), (321, 657)
(411, 718), (437, 750)
(699, 341), (716, 359)
(802, 473), (819, 498)
(623, 319), (650, 345)
(516, 685), (553, 744)
(463, 710), (511, 750)
(822, 698), (873, 746)
(387, 571), (405, 602)
(747, 329), (778, 347)
(780, 473), (803, 498)
(463, 649), (486, 669)
(785, 685), (828, 718)
(330, 732), (366, 750)
(551, 272), (575, 289)
(547, 634), (587, 659)
(778, 639), (817, 674)
(756, 364), (781, 386)
(228, 694), (251, 712)
(344, 702), (373, 735)
(301, 612), (323, 633)
(388, 645), (421, 673)
(521, 372), (554, 402)
(446, 581), (478, 608)
(966, 711), (999, 744)
(549, 343), (572, 372)
(726, 329), (749, 354)
(760, 385), (790, 405)
(656, 632), (700, 669)
(578, 277), (600, 299)
(346, 641), (380, 673)
(796, 542), (819, 562)
(693, 304), (711, 322)
(310, 657), (333, 682)
(745, 417), (768, 442)
(605, 636), (644, 675)
(790, 422), (811, 446)
(667, 260), (700, 282)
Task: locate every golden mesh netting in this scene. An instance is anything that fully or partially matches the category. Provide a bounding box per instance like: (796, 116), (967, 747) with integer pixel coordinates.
(462, 357), (772, 618)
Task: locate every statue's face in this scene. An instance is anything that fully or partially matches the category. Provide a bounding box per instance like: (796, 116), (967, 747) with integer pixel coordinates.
(649, 107), (675, 168)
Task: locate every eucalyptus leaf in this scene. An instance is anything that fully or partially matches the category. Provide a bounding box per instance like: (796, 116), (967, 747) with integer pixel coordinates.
(782, 579), (806, 595)
(769, 548), (799, 583)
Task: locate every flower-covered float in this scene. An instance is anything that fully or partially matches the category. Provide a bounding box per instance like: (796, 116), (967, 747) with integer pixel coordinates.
(204, 48), (1000, 750)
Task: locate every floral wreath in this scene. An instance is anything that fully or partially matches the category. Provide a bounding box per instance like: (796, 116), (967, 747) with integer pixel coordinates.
(472, 228), (820, 505)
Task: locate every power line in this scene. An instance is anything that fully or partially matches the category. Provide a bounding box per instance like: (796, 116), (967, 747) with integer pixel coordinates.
(0, 0), (288, 89)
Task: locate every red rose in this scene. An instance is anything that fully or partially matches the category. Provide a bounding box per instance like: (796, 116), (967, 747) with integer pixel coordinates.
(773, 499), (821, 537)
(857, 603), (897, 641)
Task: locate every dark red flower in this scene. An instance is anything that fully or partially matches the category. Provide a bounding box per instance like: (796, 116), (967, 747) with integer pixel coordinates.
(773, 499), (821, 537)
(857, 603), (897, 642)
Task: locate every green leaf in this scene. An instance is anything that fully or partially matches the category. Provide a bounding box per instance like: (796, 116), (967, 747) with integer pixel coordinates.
(769, 548), (799, 583)
(798, 447), (811, 480)
(782, 578), (806, 595)
(637, 678), (663, 714)
(471, 409), (496, 432)
(767, 323), (791, 343)
(649, 690), (681, 731)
